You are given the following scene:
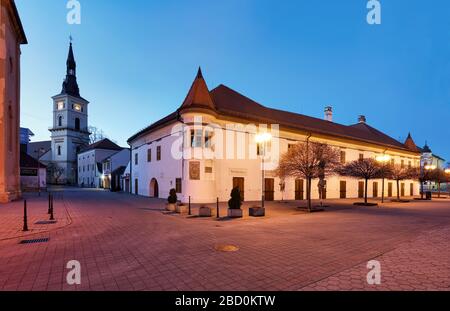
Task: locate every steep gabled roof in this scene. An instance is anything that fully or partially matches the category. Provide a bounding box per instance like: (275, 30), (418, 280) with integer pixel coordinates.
(404, 133), (419, 152)
(179, 68), (215, 112)
(80, 139), (123, 153)
(128, 70), (418, 154)
(210, 84), (413, 152)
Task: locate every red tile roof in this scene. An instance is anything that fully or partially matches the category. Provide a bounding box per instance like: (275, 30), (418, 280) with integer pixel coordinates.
(129, 71), (418, 154)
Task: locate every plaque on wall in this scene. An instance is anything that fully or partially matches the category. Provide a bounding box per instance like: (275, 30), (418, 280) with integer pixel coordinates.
(229, 168), (247, 176)
(189, 161), (201, 180)
(21, 168), (38, 176)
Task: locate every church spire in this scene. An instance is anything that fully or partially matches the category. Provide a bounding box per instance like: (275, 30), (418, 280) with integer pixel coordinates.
(61, 40), (80, 97)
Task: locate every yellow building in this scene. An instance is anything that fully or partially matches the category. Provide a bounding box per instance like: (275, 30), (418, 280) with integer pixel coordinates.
(0, 0), (27, 203)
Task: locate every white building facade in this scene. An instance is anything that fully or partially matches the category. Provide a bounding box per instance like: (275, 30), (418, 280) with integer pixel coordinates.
(128, 69), (421, 204)
(77, 139), (123, 188)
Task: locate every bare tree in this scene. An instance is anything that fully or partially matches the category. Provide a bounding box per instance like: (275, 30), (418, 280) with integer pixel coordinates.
(47, 162), (65, 185)
(89, 126), (107, 144)
(388, 165), (415, 201)
(429, 168), (446, 198)
(277, 141), (340, 211)
(337, 158), (383, 205)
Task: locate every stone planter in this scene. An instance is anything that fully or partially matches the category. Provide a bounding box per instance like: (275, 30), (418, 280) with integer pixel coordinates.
(166, 203), (176, 212)
(199, 206), (212, 217)
(249, 207), (265, 217)
(227, 208), (243, 218)
(176, 204), (188, 214)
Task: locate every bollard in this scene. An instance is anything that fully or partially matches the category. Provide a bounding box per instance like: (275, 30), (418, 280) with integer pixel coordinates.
(50, 195), (55, 221)
(188, 196), (191, 216)
(216, 197), (219, 219)
(48, 193), (51, 214)
(23, 200), (29, 232)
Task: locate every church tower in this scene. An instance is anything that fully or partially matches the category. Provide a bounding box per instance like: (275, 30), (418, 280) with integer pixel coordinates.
(49, 41), (90, 184)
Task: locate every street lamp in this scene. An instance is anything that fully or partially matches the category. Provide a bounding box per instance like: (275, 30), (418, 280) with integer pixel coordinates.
(255, 132), (272, 209)
(376, 154), (391, 203)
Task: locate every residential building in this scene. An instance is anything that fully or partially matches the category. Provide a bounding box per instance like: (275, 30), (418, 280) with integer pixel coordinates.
(77, 138), (123, 188)
(20, 152), (46, 191)
(101, 148), (130, 191)
(128, 69), (421, 204)
(0, 0), (27, 203)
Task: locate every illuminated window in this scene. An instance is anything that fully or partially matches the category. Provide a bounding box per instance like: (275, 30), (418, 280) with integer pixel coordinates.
(205, 131), (213, 148)
(191, 130), (202, 148)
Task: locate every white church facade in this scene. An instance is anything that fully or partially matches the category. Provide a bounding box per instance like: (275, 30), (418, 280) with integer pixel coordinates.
(128, 69), (421, 204)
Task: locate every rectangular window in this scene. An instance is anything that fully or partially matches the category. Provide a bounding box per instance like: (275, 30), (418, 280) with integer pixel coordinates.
(359, 153), (364, 161)
(340, 151), (346, 164)
(147, 149), (152, 162)
(401, 160), (405, 168)
(135, 153), (138, 165)
(205, 131), (213, 148)
(157, 146), (161, 161)
(175, 178), (182, 193)
(408, 161), (412, 168)
(191, 130), (203, 148)
(288, 144), (295, 150)
(205, 167), (213, 173)
(390, 159), (395, 166)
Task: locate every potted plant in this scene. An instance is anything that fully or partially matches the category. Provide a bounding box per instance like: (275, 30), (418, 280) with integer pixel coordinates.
(227, 187), (243, 218)
(166, 189), (177, 212)
(199, 205), (212, 217)
(249, 205), (265, 217)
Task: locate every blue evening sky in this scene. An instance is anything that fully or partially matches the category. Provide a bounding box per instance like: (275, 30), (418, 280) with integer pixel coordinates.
(16, 0), (450, 160)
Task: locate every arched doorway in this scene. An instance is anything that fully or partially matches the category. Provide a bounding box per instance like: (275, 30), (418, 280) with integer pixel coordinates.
(150, 178), (159, 198)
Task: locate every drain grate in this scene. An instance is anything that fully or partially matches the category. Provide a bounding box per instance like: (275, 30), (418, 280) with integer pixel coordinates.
(19, 238), (50, 245)
(35, 220), (57, 225)
(215, 244), (239, 252)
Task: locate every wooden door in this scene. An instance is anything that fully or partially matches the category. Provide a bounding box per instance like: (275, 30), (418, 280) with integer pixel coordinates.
(358, 181), (365, 198)
(265, 178), (275, 201)
(373, 182), (379, 198)
(401, 183), (405, 197)
(388, 182), (393, 197)
(410, 183), (414, 196)
(340, 181), (347, 199)
(295, 179), (304, 200)
(233, 177), (245, 202)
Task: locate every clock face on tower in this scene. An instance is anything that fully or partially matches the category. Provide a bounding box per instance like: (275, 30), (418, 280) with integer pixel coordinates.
(74, 104), (82, 112)
(57, 102), (64, 110)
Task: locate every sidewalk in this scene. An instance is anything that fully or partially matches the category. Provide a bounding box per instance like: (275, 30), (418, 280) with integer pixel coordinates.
(0, 193), (72, 242)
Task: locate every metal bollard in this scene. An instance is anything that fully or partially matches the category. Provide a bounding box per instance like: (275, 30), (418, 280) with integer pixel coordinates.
(188, 196), (191, 216)
(48, 193), (51, 214)
(216, 197), (219, 219)
(50, 195), (55, 221)
(23, 200), (29, 232)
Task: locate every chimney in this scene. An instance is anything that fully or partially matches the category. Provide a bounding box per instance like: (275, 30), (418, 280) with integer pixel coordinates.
(324, 106), (333, 122)
(358, 115), (366, 123)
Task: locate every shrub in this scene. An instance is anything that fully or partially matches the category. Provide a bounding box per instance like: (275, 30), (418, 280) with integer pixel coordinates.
(228, 187), (242, 210)
(168, 189), (177, 204)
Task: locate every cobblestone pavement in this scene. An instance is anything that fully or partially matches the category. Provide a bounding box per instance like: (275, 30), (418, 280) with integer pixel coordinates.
(0, 189), (449, 291)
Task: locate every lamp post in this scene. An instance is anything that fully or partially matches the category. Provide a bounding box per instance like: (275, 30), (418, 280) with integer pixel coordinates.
(255, 132), (272, 209)
(34, 148), (45, 197)
(376, 154), (391, 203)
(424, 164), (436, 199)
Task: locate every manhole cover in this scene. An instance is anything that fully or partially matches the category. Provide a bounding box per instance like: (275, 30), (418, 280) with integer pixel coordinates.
(215, 244), (239, 252)
(19, 238), (50, 245)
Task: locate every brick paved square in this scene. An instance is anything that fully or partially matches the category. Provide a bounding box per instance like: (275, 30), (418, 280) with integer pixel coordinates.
(0, 189), (449, 291)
